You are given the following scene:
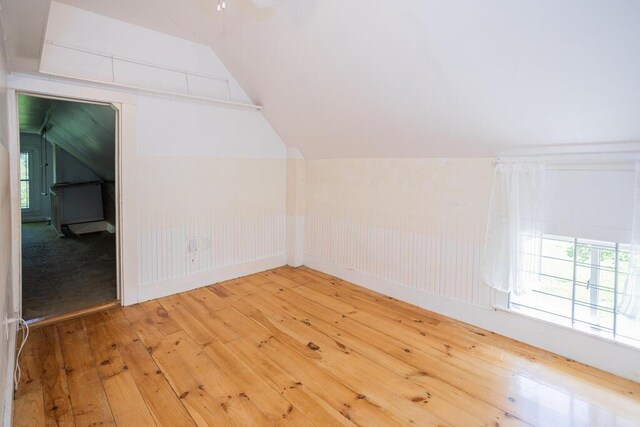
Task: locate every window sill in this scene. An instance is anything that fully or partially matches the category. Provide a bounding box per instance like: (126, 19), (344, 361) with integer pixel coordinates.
(493, 305), (640, 352)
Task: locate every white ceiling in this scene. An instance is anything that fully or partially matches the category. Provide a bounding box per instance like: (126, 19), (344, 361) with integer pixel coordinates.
(2, 0), (640, 158)
(0, 0), (50, 73)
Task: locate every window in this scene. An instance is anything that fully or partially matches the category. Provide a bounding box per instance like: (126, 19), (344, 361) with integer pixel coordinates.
(510, 234), (640, 347)
(20, 152), (30, 209)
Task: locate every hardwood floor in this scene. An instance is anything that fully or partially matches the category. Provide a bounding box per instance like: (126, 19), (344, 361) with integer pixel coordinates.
(12, 266), (640, 426)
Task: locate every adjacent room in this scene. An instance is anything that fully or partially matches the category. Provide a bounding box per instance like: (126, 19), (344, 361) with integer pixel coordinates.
(0, 1), (639, 426)
(18, 94), (118, 321)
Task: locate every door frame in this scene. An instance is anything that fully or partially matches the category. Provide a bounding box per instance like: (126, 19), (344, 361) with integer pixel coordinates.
(7, 75), (140, 318)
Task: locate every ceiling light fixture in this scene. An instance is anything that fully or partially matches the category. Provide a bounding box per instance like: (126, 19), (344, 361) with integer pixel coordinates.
(216, 0), (274, 12)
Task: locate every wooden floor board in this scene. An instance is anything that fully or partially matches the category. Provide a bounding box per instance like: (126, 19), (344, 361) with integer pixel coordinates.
(318, 270), (640, 406)
(269, 279), (591, 426)
(103, 371), (157, 426)
(298, 266), (640, 393)
(12, 390), (45, 427)
(249, 283), (529, 426)
(289, 273), (640, 424)
(12, 267), (640, 426)
(103, 308), (197, 426)
(238, 289), (481, 426)
(56, 318), (116, 426)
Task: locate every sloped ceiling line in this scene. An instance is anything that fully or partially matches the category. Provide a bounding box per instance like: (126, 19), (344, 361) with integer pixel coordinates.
(3, 0), (640, 158)
(19, 95), (116, 182)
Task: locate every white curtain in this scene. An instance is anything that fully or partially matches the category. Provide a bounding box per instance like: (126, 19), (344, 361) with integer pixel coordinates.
(618, 160), (640, 320)
(483, 162), (545, 296)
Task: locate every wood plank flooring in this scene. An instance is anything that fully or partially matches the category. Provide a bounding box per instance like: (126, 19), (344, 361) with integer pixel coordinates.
(12, 266), (640, 426)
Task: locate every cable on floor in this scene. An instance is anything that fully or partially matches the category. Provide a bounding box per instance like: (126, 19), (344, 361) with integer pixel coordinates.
(10, 318), (29, 391)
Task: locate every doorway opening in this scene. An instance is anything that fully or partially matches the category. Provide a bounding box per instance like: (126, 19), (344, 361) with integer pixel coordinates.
(18, 93), (119, 322)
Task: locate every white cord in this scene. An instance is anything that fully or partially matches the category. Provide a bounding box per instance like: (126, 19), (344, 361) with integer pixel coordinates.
(13, 319), (29, 391)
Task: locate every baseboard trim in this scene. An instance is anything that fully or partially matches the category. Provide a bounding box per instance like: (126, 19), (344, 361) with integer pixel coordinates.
(304, 255), (640, 383)
(138, 254), (287, 302)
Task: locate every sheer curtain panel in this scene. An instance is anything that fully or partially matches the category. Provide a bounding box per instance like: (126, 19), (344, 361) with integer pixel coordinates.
(618, 160), (640, 320)
(483, 162), (545, 296)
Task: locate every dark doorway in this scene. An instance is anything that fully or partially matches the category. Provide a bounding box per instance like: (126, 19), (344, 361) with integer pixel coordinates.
(18, 94), (118, 321)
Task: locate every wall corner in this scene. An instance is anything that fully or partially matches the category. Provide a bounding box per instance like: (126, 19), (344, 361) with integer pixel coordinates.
(286, 147), (305, 267)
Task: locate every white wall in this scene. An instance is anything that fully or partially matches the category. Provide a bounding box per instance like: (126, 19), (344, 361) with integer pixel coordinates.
(286, 147), (305, 267)
(8, 91), (287, 307)
(0, 149), (14, 427)
(0, 145), (13, 426)
(303, 158), (640, 382)
(136, 96), (286, 300)
(7, 4), (288, 309)
(305, 158), (497, 306)
(0, 24), (16, 426)
(40, 2), (252, 104)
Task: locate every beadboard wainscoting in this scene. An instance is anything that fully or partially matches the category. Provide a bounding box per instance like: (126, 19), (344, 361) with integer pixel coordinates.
(137, 156), (287, 300)
(304, 158), (498, 308)
(139, 204), (286, 284)
(305, 204), (498, 308)
(302, 158), (640, 382)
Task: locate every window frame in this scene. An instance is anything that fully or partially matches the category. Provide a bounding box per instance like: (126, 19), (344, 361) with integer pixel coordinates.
(19, 150), (33, 211)
(509, 234), (638, 348)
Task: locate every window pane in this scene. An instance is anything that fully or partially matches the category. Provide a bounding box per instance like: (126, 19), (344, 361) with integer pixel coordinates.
(20, 181), (29, 209)
(511, 234), (639, 349)
(570, 242), (593, 264)
(599, 247), (617, 271)
(574, 283), (614, 308)
(574, 303), (614, 332)
(512, 286), (572, 319)
(541, 257), (573, 281)
(542, 237), (574, 261)
(575, 265), (616, 289)
(597, 269), (616, 289)
(512, 295), (572, 321)
(618, 267), (630, 294)
(618, 247), (630, 274)
(538, 274), (573, 299)
(20, 152), (29, 180)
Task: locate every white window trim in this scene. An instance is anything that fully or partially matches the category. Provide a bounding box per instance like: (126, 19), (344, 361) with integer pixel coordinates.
(508, 234), (637, 342)
(494, 305), (640, 352)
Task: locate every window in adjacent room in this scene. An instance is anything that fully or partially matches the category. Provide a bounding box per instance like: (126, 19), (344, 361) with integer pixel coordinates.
(510, 234), (639, 347)
(20, 151), (30, 209)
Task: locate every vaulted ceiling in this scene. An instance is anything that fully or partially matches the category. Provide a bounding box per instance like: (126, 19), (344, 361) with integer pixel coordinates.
(2, 0), (640, 158)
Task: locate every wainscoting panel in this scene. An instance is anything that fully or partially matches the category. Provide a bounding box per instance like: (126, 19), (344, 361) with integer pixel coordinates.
(139, 204), (285, 286)
(305, 203), (498, 308)
(136, 156), (287, 292)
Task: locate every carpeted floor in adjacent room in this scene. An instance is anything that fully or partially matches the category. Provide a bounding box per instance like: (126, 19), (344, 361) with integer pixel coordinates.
(21, 222), (117, 321)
